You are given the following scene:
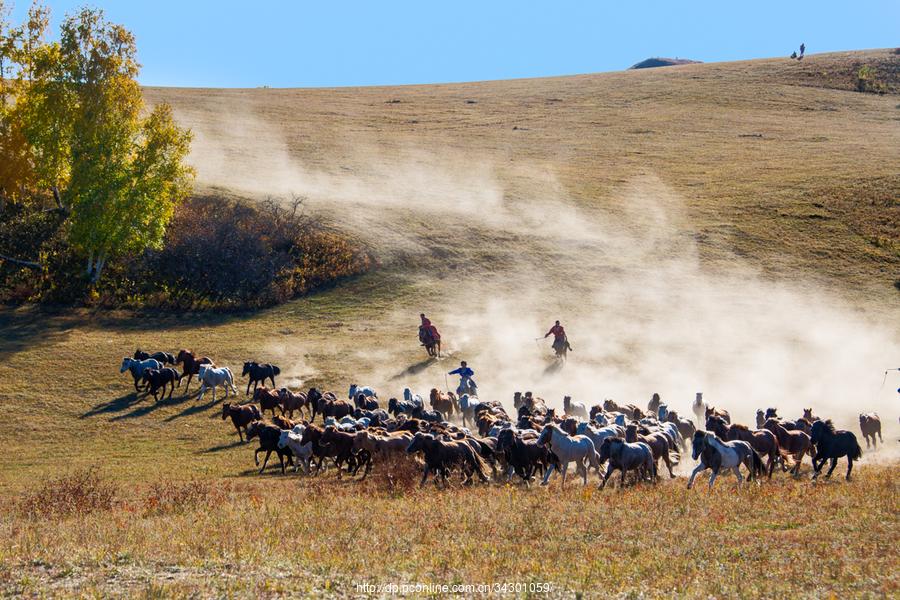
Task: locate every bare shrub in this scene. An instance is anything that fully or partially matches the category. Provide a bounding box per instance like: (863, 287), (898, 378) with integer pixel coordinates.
(18, 469), (117, 519)
(142, 480), (222, 516)
(364, 453), (422, 494)
(149, 194), (372, 308)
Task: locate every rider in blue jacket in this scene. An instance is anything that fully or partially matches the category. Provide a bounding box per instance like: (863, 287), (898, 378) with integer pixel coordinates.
(449, 361), (476, 395)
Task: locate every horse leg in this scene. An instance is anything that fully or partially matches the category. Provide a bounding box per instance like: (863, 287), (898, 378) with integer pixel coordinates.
(254, 447), (261, 466)
(846, 458), (853, 480)
(708, 468), (718, 489)
(665, 453), (675, 478)
(599, 465), (614, 489)
(825, 457), (838, 479)
(236, 425), (244, 442)
(167, 381), (175, 400)
(687, 463), (705, 489)
(541, 464), (555, 486)
(278, 453), (285, 475)
(420, 465), (430, 487)
(560, 461), (568, 487)
(197, 384), (207, 403)
(733, 466), (744, 487)
(259, 450), (272, 474)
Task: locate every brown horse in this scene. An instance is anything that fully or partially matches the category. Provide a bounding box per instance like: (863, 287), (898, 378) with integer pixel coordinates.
(859, 413), (883, 449)
(278, 388), (309, 419)
(603, 399), (643, 420)
(429, 388), (457, 420)
(406, 432), (490, 487)
(626, 423), (678, 479)
(253, 386), (281, 417)
(175, 349), (214, 393)
(764, 418), (811, 475)
(221, 402), (261, 442)
(706, 415), (784, 478)
(704, 405), (731, 424)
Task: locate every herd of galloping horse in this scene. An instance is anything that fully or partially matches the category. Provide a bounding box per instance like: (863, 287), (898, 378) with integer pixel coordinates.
(119, 349), (885, 489)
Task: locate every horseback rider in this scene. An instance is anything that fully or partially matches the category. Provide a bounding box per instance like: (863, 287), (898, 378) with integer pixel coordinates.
(544, 320), (573, 353)
(448, 361), (476, 396)
(419, 313), (441, 347)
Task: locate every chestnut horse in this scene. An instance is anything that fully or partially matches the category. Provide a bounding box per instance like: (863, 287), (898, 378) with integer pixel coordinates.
(175, 350), (214, 393)
(858, 413), (883, 449)
(763, 418), (811, 475)
(429, 388), (458, 419)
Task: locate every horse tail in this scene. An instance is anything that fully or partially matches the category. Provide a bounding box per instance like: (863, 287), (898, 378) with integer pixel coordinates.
(750, 449), (764, 480)
(466, 445), (490, 482)
(668, 441), (681, 466)
(850, 438), (863, 461)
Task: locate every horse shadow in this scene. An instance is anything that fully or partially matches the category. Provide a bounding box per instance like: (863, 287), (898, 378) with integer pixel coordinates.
(390, 357), (436, 380)
(163, 394), (220, 422)
(542, 359), (564, 376)
(198, 439), (245, 454)
(81, 391), (146, 419)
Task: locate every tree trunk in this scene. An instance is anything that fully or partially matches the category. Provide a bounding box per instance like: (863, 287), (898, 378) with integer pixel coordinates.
(88, 251), (107, 284)
(0, 252), (41, 269)
(51, 186), (66, 212)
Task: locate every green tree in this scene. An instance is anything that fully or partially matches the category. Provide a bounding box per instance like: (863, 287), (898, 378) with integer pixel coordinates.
(0, 2), (193, 282)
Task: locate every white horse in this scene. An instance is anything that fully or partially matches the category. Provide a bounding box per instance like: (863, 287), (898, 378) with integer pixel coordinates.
(402, 387), (424, 407)
(688, 430), (761, 489)
(119, 357), (161, 391)
(537, 423), (602, 486)
(278, 425), (313, 474)
(196, 365), (238, 402)
(348, 384), (377, 400)
(575, 422), (623, 452)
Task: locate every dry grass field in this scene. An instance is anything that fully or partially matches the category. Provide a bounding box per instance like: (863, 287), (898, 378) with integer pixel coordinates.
(1, 50), (899, 597)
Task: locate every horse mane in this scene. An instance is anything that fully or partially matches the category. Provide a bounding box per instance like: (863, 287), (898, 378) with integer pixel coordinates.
(822, 419), (836, 434)
(730, 423), (749, 431)
(796, 417), (812, 426)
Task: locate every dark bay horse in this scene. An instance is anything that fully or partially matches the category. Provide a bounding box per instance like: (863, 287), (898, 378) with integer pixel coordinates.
(242, 361), (280, 395)
(811, 420), (862, 481)
(175, 350), (213, 393)
(858, 413), (883, 449)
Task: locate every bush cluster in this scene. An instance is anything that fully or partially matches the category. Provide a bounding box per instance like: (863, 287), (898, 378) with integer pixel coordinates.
(0, 195), (373, 309)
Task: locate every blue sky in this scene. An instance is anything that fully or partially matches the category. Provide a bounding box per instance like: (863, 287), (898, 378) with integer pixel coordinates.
(11, 1), (900, 88)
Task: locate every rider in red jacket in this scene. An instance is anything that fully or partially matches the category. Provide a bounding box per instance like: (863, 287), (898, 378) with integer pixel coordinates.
(419, 313), (441, 343)
(545, 320), (572, 351)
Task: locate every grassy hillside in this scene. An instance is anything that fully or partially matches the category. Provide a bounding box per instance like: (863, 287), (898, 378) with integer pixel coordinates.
(1, 50), (899, 597)
(144, 49), (899, 300)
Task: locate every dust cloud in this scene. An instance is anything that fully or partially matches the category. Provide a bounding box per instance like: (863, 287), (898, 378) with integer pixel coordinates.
(180, 105), (900, 443)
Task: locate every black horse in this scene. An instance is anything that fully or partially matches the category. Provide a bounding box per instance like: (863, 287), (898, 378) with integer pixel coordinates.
(134, 349), (176, 365)
(496, 429), (549, 484)
(810, 420), (862, 481)
(242, 361), (280, 395)
(142, 367), (181, 402)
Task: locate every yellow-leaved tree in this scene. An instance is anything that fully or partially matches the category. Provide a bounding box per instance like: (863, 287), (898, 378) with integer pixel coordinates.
(0, 1), (193, 282)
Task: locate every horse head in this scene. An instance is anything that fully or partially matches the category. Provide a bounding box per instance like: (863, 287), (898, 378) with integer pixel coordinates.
(221, 402), (232, 420)
(691, 431), (707, 460)
(657, 403), (669, 421)
(119, 357), (133, 373)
